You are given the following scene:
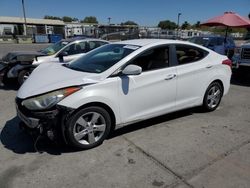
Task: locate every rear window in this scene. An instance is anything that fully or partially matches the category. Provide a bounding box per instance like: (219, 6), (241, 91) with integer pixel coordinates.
(189, 37), (209, 46)
(175, 45), (208, 65)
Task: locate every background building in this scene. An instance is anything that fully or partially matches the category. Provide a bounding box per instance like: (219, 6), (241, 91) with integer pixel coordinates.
(0, 16), (65, 36)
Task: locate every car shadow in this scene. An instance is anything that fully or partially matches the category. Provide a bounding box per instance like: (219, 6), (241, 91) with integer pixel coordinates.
(0, 117), (76, 155)
(109, 108), (196, 139)
(0, 117), (35, 153)
(0, 79), (19, 91)
(231, 69), (250, 87)
(1, 108), (198, 154)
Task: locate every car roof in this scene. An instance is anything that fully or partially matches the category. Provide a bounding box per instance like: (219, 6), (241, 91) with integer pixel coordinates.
(66, 38), (109, 43)
(114, 39), (196, 47)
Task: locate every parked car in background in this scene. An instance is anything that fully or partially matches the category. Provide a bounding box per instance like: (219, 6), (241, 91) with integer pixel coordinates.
(0, 39), (73, 86)
(33, 39), (109, 65)
(188, 36), (236, 59)
(233, 40), (250, 69)
(20, 38), (109, 84)
(16, 39), (232, 149)
(0, 38), (109, 85)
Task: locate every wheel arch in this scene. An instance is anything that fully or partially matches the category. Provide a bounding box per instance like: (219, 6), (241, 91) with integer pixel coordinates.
(209, 79), (224, 95)
(72, 102), (117, 131)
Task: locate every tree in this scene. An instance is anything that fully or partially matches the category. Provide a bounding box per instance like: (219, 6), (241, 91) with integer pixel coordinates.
(72, 17), (79, 22)
(193, 21), (201, 28)
(44, 15), (62, 20)
(181, 21), (191, 29)
(121, 21), (138, 25)
(81, 16), (98, 24)
(158, 20), (177, 30)
(62, 16), (73, 22)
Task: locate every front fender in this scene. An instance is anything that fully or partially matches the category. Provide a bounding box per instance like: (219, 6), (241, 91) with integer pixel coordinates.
(58, 78), (121, 124)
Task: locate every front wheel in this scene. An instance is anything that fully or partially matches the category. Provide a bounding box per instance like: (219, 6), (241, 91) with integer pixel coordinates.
(203, 82), (223, 112)
(18, 69), (31, 85)
(65, 106), (112, 149)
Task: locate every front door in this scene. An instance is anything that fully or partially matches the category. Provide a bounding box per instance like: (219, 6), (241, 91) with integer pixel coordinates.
(118, 45), (177, 123)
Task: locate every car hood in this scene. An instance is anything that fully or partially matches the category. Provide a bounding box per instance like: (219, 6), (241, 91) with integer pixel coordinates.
(33, 55), (56, 65)
(17, 63), (103, 99)
(2, 51), (46, 63)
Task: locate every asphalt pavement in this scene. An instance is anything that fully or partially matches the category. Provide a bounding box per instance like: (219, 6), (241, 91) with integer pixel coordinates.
(0, 44), (250, 188)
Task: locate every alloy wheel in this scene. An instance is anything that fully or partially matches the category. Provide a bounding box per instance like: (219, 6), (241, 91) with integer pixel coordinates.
(206, 85), (222, 109)
(73, 112), (107, 145)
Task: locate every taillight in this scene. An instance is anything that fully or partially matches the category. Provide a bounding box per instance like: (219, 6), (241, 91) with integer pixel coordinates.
(222, 59), (232, 68)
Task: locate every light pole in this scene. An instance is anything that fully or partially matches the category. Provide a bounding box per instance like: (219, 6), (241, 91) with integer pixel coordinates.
(108, 17), (111, 25)
(107, 17), (111, 40)
(177, 13), (181, 38)
(22, 0), (27, 35)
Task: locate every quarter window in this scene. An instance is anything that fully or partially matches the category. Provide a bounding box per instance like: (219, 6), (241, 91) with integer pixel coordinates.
(175, 45), (208, 65)
(131, 46), (169, 72)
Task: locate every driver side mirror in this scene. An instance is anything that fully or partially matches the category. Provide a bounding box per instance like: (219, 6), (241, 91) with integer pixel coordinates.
(58, 51), (68, 62)
(122, 65), (142, 75)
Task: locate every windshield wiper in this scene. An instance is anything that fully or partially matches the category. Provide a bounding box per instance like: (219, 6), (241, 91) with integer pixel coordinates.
(66, 65), (94, 73)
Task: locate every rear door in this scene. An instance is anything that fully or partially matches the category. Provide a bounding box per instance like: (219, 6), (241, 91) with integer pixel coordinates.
(174, 44), (210, 109)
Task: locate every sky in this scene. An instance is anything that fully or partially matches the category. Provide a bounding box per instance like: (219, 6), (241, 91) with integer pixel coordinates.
(0, 0), (249, 26)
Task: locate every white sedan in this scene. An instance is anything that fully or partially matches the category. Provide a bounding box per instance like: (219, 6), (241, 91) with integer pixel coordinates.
(16, 39), (232, 149)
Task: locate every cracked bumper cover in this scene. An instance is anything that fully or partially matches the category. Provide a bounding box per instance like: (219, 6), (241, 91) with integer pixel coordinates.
(16, 98), (74, 130)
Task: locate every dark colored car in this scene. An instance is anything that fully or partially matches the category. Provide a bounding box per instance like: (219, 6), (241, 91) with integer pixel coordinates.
(188, 36), (235, 59)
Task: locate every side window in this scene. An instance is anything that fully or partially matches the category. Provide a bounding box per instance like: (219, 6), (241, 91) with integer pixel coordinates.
(88, 41), (107, 51)
(78, 42), (87, 53)
(62, 42), (87, 55)
(176, 45), (207, 65)
(131, 46), (169, 72)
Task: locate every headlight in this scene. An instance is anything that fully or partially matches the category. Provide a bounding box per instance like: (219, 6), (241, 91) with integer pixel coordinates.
(22, 87), (81, 110)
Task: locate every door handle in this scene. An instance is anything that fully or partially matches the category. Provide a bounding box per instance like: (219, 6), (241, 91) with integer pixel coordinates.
(206, 65), (213, 69)
(165, 74), (176, 80)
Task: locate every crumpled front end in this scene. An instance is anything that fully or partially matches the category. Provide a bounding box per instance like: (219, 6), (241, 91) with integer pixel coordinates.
(16, 97), (74, 142)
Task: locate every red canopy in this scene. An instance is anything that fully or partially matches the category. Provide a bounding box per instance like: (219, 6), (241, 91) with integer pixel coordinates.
(201, 12), (250, 28)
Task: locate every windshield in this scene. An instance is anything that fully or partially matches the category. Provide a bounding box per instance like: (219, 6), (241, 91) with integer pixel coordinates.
(2, 53), (16, 61)
(189, 37), (209, 47)
(40, 41), (70, 55)
(67, 44), (140, 73)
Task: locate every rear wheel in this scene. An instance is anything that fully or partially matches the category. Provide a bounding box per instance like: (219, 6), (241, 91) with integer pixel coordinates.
(66, 106), (111, 149)
(203, 82), (223, 112)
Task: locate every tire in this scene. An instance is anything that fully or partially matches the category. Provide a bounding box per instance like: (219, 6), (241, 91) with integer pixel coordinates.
(0, 69), (8, 86)
(202, 82), (223, 112)
(227, 49), (234, 60)
(18, 69), (31, 85)
(65, 106), (112, 149)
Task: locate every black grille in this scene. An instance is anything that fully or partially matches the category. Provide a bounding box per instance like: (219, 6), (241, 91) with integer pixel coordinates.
(241, 48), (250, 60)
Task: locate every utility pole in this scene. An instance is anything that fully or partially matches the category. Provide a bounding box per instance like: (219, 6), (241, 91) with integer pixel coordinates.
(22, 0), (27, 35)
(107, 17), (111, 40)
(177, 13), (181, 39)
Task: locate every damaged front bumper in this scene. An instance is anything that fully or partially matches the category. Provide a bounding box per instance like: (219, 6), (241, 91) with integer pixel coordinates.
(16, 98), (74, 142)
